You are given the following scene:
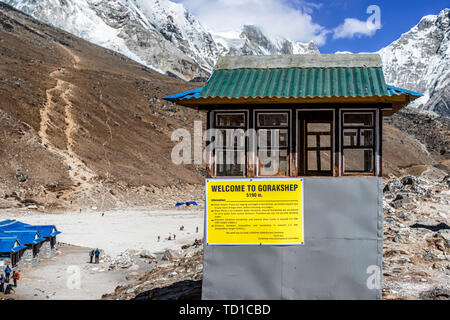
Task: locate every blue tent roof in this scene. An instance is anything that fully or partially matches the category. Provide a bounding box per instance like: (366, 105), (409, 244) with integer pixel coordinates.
(0, 238), (26, 253)
(162, 87), (203, 102)
(0, 220), (16, 226)
(24, 225), (61, 237)
(0, 220), (61, 238)
(2, 230), (45, 246)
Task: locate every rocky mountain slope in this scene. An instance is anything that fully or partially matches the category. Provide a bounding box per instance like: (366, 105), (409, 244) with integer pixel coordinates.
(379, 9), (450, 117)
(0, 2), (448, 211)
(3, 0), (319, 81)
(5, 1), (448, 116)
(0, 3), (204, 210)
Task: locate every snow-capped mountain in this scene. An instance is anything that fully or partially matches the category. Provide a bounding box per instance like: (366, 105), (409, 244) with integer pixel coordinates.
(4, 0), (318, 81)
(379, 9), (450, 117)
(213, 25), (319, 57)
(4, 1), (448, 117)
(4, 0), (219, 80)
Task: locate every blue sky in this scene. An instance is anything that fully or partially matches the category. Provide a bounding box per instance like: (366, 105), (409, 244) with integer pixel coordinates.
(174, 0), (449, 53)
(302, 0), (449, 53)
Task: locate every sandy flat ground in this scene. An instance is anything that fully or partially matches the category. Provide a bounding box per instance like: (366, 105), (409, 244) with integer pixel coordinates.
(3, 208), (204, 256)
(6, 245), (132, 300)
(0, 208), (204, 300)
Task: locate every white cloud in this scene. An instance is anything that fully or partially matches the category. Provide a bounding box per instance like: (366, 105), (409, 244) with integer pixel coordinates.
(333, 5), (382, 39)
(333, 18), (380, 39)
(174, 0), (329, 45)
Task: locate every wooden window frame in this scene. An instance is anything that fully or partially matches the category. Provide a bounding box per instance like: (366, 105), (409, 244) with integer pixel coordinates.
(211, 111), (249, 178)
(340, 110), (377, 176)
(297, 109), (335, 177)
(254, 110), (291, 177)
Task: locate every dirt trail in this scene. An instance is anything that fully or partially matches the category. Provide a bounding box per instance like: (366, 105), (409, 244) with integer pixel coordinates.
(39, 44), (95, 191)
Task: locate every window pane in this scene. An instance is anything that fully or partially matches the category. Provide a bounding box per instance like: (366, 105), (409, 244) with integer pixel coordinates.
(360, 129), (374, 147)
(307, 151), (318, 171)
(343, 113), (373, 127)
(258, 113), (288, 127)
(343, 129), (358, 147)
(216, 114), (245, 127)
(258, 129), (288, 148)
(307, 134), (317, 147)
(319, 134), (331, 148)
(320, 150), (331, 171)
(216, 129), (245, 148)
(259, 149), (288, 176)
(216, 150), (245, 176)
(307, 123), (330, 132)
(344, 149), (373, 173)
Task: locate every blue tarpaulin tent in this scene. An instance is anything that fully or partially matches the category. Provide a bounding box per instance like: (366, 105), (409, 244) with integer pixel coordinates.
(2, 230), (45, 246)
(0, 238), (26, 253)
(0, 220), (61, 238)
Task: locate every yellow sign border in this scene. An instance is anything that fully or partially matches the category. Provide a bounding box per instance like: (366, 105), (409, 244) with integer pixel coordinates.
(205, 178), (304, 246)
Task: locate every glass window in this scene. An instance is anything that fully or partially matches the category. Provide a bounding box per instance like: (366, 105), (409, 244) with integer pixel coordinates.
(256, 112), (289, 176)
(258, 129), (288, 148)
(360, 129), (373, 147)
(302, 116), (333, 175)
(320, 150), (332, 171)
(216, 129), (246, 148)
(343, 129), (358, 147)
(342, 112), (376, 174)
(307, 123), (331, 132)
(258, 149), (288, 176)
(307, 150), (318, 171)
(216, 150), (245, 176)
(214, 112), (247, 176)
(344, 149), (373, 173)
(343, 113), (373, 127)
(258, 113), (288, 127)
(216, 113), (245, 127)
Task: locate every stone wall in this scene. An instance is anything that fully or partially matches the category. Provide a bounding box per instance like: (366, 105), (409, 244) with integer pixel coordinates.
(40, 238), (57, 259)
(17, 247), (39, 269)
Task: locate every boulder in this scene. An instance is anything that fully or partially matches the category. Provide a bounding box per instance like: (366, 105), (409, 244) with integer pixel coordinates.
(139, 250), (156, 259)
(419, 286), (450, 300)
(162, 249), (180, 261)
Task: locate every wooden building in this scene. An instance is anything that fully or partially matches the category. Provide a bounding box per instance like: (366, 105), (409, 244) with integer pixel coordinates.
(164, 54), (422, 179)
(163, 53), (423, 300)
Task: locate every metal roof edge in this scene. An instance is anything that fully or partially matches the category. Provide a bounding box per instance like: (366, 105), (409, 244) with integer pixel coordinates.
(386, 84), (423, 97)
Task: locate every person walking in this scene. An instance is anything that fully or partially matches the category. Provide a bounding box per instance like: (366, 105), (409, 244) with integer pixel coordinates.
(0, 274), (5, 293)
(4, 265), (11, 283)
(94, 248), (100, 264)
(89, 250), (94, 263)
(12, 271), (18, 287)
(157, 235), (160, 242)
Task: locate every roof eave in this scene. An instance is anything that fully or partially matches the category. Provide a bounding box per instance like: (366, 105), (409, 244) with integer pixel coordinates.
(176, 94), (412, 107)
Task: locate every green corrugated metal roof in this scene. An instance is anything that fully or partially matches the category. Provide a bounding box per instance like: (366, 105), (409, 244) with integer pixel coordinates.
(198, 67), (389, 99)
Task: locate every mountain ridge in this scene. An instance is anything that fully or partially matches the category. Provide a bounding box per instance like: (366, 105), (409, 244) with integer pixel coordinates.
(3, 0), (320, 81)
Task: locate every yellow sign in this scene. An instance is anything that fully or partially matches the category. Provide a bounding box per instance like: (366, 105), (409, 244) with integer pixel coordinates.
(206, 178), (303, 245)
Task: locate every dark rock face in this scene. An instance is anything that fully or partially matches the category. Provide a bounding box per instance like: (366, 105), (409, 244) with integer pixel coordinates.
(419, 286), (450, 300)
(134, 280), (202, 300)
(385, 108), (450, 159)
